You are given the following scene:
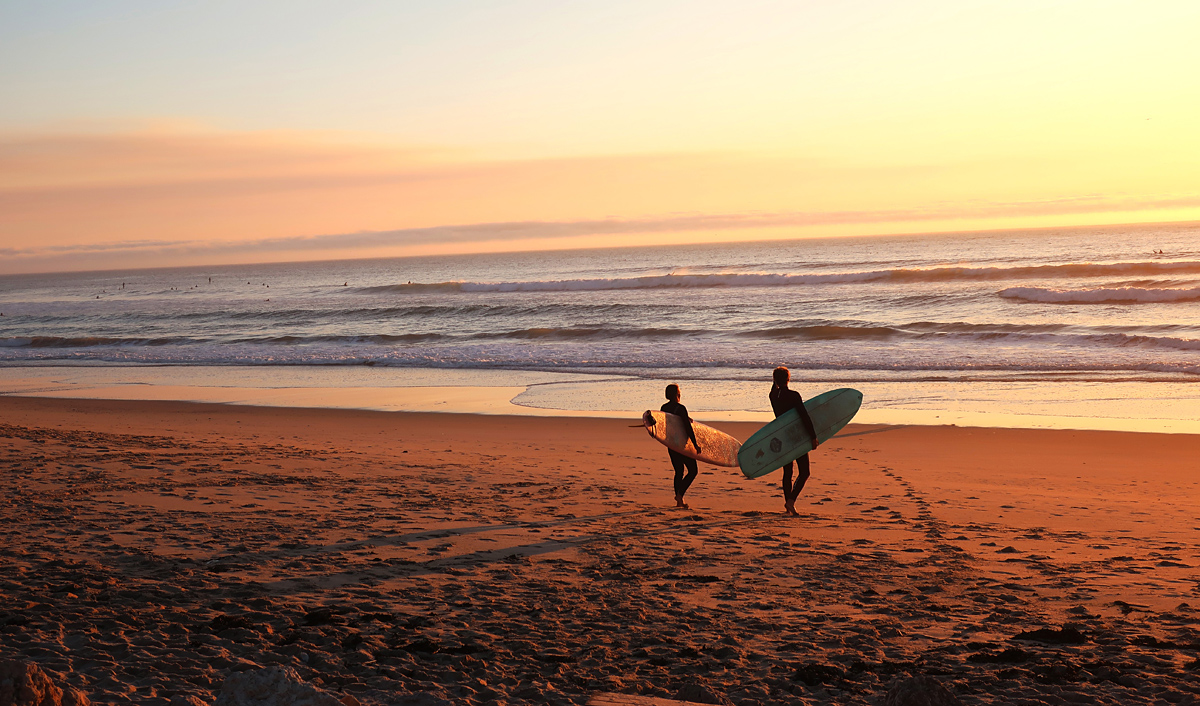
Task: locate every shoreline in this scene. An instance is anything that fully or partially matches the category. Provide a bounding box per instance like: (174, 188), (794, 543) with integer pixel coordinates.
(4, 394), (1200, 705)
(6, 391), (1200, 440)
(4, 363), (1200, 434)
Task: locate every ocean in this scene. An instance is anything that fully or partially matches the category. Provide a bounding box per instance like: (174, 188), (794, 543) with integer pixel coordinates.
(3, 222), (1200, 431)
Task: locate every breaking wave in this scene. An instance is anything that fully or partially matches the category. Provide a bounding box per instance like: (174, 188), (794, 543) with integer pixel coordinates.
(359, 260), (1200, 293)
(0, 336), (192, 348)
(1000, 286), (1200, 304)
(6, 323), (1199, 352)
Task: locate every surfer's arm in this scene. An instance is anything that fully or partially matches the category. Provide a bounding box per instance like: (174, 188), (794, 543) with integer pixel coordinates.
(796, 400), (819, 448)
(680, 407), (701, 452)
(684, 420), (701, 452)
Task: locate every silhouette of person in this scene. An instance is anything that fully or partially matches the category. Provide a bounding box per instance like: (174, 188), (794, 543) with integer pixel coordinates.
(661, 384), (701, 509)
(769, 366), (819, 516)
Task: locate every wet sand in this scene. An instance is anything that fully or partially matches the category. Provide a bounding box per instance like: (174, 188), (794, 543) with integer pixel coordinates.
(3, 396), (1200, 705)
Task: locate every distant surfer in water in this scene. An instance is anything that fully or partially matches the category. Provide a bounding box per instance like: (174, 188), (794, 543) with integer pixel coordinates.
(661, 384), (700, 509)
(770, 366), (819, 516)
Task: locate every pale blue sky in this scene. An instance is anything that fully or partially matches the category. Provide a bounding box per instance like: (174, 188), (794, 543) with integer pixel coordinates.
(8, 1), (1195, 155)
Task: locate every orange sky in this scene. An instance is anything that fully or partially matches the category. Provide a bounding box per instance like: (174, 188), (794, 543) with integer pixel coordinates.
(3, 2), (1200, 273)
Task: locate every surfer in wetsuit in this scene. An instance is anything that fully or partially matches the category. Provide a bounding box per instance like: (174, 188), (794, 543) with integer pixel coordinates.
(770, 366), (819, 517)
(661, 384), (701, 509)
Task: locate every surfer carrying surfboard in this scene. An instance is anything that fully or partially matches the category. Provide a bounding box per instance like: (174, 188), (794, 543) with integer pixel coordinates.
(661, 384), (701, 509)
(770, 366), (819, 517)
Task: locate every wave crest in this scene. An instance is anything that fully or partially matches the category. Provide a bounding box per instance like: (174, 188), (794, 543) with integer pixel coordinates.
(742, 325), (902, 340)
(358, 260), (1200, 293)
(1000, 286), (1200, 304)
(0, 336), (190, 348)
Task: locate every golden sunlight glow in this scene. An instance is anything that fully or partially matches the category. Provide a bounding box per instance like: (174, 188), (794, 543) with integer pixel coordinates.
(2, 1), (1199, 272)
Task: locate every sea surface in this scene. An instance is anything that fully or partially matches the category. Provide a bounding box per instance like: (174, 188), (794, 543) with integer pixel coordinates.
(3, 222), (1200, 430)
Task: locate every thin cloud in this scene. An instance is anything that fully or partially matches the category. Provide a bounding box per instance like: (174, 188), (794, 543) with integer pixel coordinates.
(5, 128), (1200, 273)
(7, 194), (1200, 262)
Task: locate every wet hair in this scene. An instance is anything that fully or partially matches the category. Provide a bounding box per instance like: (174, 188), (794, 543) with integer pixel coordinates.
(665, 384), (680, 400)
(772, 366), (790, 387)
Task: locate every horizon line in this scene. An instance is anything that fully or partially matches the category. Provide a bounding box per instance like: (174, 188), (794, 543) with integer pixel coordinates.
(3, 217), (1197, 279)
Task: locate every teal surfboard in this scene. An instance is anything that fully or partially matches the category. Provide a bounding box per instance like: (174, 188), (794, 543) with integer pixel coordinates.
(737, 388), (863, 479)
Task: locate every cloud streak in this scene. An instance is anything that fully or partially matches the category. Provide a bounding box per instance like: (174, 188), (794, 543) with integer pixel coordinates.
(7, 194), (1200, 265)
(5, 128), (1200, 274)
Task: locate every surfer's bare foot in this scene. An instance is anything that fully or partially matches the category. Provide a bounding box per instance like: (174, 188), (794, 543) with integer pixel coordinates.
(784, 500), (799, 516)
(675, 496), (690, 510)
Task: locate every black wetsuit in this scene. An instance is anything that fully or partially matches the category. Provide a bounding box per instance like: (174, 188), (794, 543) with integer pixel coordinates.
(661, 400), (699, 498)
(769, 384), (818, 503)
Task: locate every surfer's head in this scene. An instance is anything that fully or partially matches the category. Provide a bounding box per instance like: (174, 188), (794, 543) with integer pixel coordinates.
(665, 384), (680, 401)
(773, 366), (790, 388)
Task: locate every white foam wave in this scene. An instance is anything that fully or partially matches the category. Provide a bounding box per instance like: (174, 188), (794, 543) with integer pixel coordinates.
(1000, 286), (1200, 304)
(1112, 334), (1200, 351)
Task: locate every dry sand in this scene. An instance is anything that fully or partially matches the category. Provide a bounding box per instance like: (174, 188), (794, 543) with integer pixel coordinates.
(2, 396), (1200, 705)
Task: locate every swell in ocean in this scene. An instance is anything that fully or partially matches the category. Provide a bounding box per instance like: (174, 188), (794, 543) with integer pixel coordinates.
(358, 259), (1200, 294)
(1001, 285), (1200, 304)
(5, 321), (1200, 351)
(4, 224), (1200, 405)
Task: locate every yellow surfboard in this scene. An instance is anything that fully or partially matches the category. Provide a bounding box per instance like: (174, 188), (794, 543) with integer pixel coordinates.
(642, 410), (741, 467)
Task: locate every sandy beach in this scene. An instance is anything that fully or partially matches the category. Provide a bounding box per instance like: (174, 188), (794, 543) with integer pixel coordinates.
(3, 395), (1200, 705)
(8, 3), (1200, 705)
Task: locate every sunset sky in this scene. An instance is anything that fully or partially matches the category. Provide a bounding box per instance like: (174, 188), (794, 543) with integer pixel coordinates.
(3, 1), (1199, 273)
